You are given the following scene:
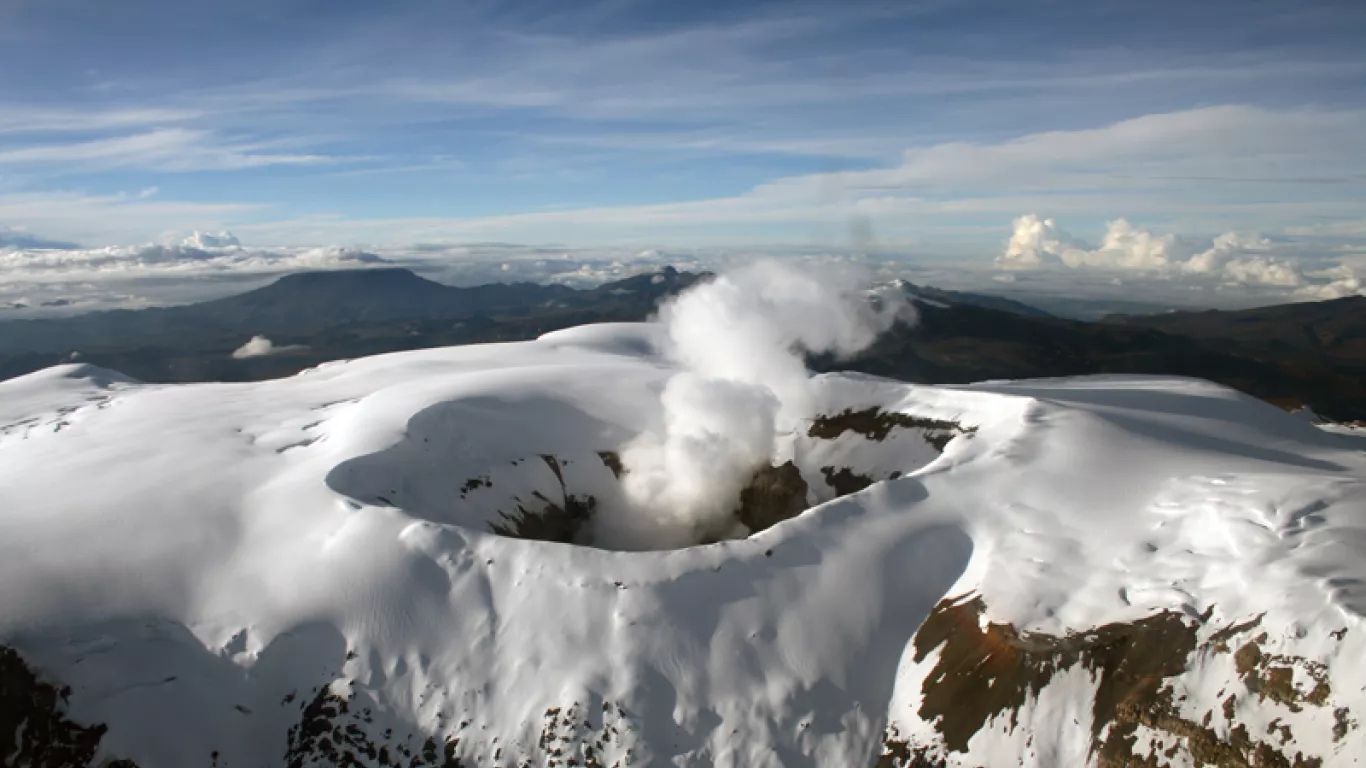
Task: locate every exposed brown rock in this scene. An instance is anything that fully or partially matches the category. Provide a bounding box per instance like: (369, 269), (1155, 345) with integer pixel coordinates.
(911, 594), (1199, 755)
(808, 407), (972, 449)
(1233, 636), (1333, 713)
(596, 451), (624, 479)
(821, 466), (875, 497)
(540, 454), (566, 487)
(890, 595), (1339, 768)
(489, 494), (596, 544)
(1333, 707), (1357, 743)
(458, 475), (490, 498)
(1207, 614), (1263, 654)
(285, 684), (464, 768)
(0, 645), (135, 768)
(486, 454), (597, 544)
(734, 461), (809, 534)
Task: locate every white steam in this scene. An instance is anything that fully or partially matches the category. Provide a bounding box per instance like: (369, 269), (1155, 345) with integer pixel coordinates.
(595, 260), (913, 550)
(231, 335), (307, 359)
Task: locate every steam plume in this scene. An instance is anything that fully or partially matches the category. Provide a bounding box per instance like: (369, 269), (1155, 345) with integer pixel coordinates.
(595, 260), (913, 549)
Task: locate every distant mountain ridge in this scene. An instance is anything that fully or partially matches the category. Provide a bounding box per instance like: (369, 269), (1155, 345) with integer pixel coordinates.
(1104, 295), (1366, 364)
(191, 267), (579, 332)
(2, 267), (1363, 420)
(830, 289), (1366, 421)
(901, 282), (1054, 317)
(0, 267), (692, 355)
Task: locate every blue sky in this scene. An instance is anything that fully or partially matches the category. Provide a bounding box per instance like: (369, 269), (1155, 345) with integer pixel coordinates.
(2, 0), (1365, 261)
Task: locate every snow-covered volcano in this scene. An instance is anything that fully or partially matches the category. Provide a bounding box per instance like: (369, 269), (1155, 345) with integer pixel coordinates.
(3, 320), (1366, 767)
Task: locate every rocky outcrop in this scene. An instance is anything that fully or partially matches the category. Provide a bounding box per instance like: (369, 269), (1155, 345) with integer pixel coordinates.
(0, 645), (136, 768)
(877, 595), (1356, 767)
(808, 408), (973, 449)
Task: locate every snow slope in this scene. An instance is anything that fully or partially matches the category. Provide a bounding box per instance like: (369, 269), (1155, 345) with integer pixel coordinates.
(1, 322), (1364, 766)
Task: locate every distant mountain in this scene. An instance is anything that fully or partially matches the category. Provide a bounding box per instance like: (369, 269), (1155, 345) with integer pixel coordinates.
(1104, 296), (1366, 364)
(832, 293), (1366, 421)
(902, 283), (1053, 317)
(0, 267), (699, 356)
(2, 267), (1363, 420)
(1004, 294), (1188, 320)
(0, 267), (704, 383)
(190, 267), (579, 332)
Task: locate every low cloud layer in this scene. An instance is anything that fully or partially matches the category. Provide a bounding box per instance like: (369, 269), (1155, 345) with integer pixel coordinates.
(0, 231), (706, 288)
(997, 215), (1366, 301)
(0, 234), (401, 316)
(1, 219), (1362, 322)
(0, 236), (793, 315)
(0, 237), (388, 278)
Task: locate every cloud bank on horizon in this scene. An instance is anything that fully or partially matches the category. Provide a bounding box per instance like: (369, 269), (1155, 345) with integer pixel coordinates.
(1, 218), (1362, 318)
(998, 216), (1365, 301)
(1, 0), (1364, 310)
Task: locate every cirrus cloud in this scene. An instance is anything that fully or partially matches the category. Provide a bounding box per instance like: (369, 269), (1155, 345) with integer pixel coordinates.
(0, 128), (333, 172)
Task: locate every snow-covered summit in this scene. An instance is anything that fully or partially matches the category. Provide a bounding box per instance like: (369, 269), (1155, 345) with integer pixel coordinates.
(1, 321), (1364, 767)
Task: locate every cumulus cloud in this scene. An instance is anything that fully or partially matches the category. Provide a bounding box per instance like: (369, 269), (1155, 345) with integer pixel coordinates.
(996, 215), (1075, 269)
(183, 230), (241, 248)
(1182, 232), (1268, 273)
(999, 216), (1175, 271)
(1295, 265), (1364, 300)
(231, 335), (308, 359)
(1219, 256), (1302, 288)
(1072, 220), (1174, 270)
(997, 214), (1365, 300)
